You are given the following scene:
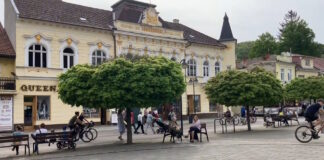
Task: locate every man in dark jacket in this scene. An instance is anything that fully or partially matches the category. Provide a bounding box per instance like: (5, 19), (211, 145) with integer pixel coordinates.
(304, 99), (324, 139)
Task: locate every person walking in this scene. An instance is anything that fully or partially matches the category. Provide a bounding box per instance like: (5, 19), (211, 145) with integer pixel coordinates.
(135, 112), (144, 134)
(117, 109), (126, 140)
(145, 111), (156, 134)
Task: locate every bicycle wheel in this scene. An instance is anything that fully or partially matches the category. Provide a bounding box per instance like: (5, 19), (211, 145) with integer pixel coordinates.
(81, 131), (93, 143)
(295, 126), (313, 143)
(89, 128), (98, 140)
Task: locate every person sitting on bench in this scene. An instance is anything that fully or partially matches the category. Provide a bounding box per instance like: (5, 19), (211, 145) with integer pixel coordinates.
(189, 115), (201, 143)
(31, 123), (48, 153)
(12, 125), (25, 155)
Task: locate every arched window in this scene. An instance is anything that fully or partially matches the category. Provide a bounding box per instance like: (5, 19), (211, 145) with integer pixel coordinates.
(63, 48), (74, 69)
(92, 50), (106, 66)
(215, 61), (221, 75)
(28, 44), (47, 68)
(203, 61), (209, 77)
(187, 59), (197, 76)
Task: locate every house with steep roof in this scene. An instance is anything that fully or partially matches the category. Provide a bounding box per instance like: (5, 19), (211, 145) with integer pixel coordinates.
(2, 0), (236, 129)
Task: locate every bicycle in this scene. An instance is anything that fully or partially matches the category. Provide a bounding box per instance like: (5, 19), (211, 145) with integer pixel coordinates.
(84, 121), (98, 141)
(72, 125), (93, 143)
(295, 121), (324, 143)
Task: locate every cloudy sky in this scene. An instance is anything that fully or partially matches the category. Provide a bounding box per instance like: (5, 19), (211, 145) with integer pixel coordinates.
(1, 0), (323, 43)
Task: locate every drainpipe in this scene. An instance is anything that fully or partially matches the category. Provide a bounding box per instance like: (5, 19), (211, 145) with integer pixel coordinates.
(112, 28), (117, 59)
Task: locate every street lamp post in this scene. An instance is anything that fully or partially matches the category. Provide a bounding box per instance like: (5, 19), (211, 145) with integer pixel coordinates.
(189, 77), (198, 117)
(180, 59), (187, 133)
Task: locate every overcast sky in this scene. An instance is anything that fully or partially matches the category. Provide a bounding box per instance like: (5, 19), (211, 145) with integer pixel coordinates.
(1, 0), (324, 43)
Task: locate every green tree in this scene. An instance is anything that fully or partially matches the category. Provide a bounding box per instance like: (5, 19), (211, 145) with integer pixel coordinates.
(58, 56), (186, 144)
(250, 32), (278, 58)
(205, 69), (283, 131)
(278, 10), (319, 57)
(58, 64), (100, 108)
(236, 41), (255, 60)
(285, 77), (324, 102)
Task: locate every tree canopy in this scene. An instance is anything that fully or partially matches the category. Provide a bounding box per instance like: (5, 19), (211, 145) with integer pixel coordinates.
(58, 64), (100, 108)
(236, 41), (255, 60)
(250, 32), (278, 58)
(205, 69), (283, 130)
(285, 77), (324, 101)
(278, 10), (319, 57)
(58, 56), (186, 143)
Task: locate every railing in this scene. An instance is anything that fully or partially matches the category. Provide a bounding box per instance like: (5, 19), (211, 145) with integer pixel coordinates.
(0, 77), (16, 90)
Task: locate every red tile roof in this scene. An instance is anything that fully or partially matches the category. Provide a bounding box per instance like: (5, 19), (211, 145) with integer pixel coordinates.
(314, 58), (324, 72)
(0, 23), (15, 58)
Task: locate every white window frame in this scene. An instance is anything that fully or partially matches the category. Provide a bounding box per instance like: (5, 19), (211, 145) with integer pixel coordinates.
(60, 40), (78, 69)
(281, 69), (285, 81)
(187, 59), (197, 77)
(203, 61), (209, 77)
(24, 37), (51, 68)
(89, 44), (110, 65)
(63, 48), (75, 69)
(288, 69), (292, 81)
(215, 61), (221, 75)
(92, 50), (107, 66)
(27, 44), (48, 68)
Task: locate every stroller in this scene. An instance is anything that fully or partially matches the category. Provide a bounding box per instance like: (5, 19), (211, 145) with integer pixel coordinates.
(155, 120), (169, 134)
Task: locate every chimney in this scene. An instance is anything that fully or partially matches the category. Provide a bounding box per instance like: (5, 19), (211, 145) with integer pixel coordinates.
(173, 19), (179, 24)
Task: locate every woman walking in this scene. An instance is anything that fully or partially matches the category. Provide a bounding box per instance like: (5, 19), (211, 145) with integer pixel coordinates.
(117, 109), (126, 140)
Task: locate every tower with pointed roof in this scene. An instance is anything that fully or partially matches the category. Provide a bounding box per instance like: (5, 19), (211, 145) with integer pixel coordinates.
(219, 13), (236, 42)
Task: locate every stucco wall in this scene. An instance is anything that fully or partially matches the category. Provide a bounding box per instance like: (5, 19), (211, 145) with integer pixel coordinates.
(0, 58), (15, 77)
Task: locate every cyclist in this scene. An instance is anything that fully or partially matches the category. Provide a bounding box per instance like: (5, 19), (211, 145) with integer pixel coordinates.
(68, 111), (80, 130)
(304, 99), (324, 139)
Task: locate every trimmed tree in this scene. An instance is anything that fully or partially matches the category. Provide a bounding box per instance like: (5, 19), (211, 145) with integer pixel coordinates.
(58, 64), (100, 108)
(59, 56), (186, 144)
(205, 69), (283, 131)
(285, 77), (324, 102)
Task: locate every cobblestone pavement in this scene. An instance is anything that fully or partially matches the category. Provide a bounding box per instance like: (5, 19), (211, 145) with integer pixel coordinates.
(2, 118), (324, 160)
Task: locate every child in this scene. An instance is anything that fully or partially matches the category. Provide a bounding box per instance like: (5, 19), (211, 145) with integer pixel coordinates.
(12, 125), (24, 155)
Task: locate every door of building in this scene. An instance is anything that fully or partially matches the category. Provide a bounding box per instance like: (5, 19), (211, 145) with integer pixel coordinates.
(24, 96), (37, 129)
(24, 104), (33, 126)
(187, 95), (194, 115)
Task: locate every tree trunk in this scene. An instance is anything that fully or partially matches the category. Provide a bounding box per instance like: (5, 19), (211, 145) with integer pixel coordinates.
(246, 106), (251, 131)
(126, 108), (132, 144)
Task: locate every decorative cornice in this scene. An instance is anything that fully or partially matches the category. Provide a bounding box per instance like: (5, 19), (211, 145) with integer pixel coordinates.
(23, 33), (52, 41)
(87, 41), (111, 48)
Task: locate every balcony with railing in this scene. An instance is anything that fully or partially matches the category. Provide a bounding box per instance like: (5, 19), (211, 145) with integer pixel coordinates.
(0, 77), (16, 91)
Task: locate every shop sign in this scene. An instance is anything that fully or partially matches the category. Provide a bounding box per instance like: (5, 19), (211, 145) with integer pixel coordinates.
(0, 96), (13, 132)
(20, 85), (57, 92)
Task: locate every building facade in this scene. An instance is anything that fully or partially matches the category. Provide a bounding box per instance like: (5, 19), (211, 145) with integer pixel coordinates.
(1, 0), (236, 130)
(237, 52), (321, 84)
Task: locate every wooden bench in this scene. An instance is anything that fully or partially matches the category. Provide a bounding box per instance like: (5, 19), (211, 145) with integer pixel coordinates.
(162, 124), (182, 143)
(32, 132), (75, 154)
(198, 123), (209, 142)
(0, 135), (30, 156)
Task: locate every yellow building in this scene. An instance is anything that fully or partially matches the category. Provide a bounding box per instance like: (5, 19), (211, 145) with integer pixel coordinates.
(2, 0), (236, 130)
(237, 52), (320, 85)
